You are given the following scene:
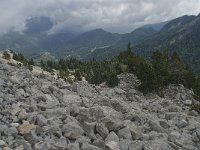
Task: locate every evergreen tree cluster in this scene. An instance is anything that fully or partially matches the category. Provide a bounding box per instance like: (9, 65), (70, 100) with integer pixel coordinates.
(39, 44), (200, 98)
(12, 52), (34, 71)
(2, 51), (11, 60)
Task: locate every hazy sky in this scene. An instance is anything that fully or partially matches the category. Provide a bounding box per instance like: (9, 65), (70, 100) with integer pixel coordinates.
(0, 0), (200, 34)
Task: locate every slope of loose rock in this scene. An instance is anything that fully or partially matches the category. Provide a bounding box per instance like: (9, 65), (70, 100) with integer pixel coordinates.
(0, 57), (200, 150)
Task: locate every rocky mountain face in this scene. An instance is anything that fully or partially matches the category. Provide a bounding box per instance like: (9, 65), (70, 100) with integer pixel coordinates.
(0, 55), (200, 150)
(88, 14), (200, 73)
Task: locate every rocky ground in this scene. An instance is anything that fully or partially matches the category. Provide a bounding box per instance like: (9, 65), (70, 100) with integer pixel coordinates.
(0, 57), (200, 150)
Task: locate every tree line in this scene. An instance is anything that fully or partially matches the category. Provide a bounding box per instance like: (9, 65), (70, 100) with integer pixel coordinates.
(3, 46), (200, 113)
(36, 43), (200, 98)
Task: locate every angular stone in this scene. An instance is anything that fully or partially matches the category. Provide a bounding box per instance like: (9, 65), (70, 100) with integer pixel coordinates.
(165, 113), (176, 120)
(159, 120), (170, 129)
(81, 143), (101, 150)
(117, 127), (132, 140)
(33, 142), (57, 150)
(11, 123), (20, 128)
(93, 138), (105, 149)
(177, 119), (188, 128)
(63, 94), (82, 105)
(18, 121), (36, 134)
(96, 123), (109, 139)
(62, 122), (84, 139)
(196, 128), (200, 140)
(36, 114), (47, 126)
(105, 132), (119, 144)
(168, 106), (180, 112)
(66, 143), (80, 150)
(82, 122), (96, 140)
(149, 120), (165, 133)
(76, 136), (91, 144)
(126, 122), (142, 140)
(18, 109), (28, 120)
(184, 100), (192, 106)
(16, 139), (32, 150)
(128, 141), (144, 150)
(8, 127), (18, 137)
(0, 140), (6, 147)
(168, 131), (181, 142)
(24, 130), (42, 145)
(105, 141), (120, 150)
(143, 141), (172, 150)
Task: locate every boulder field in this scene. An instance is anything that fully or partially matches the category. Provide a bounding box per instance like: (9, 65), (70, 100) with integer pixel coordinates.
(0, 58), (200, 150)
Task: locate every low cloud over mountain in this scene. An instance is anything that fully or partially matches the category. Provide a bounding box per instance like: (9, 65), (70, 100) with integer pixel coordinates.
(0, 0), (200, 34)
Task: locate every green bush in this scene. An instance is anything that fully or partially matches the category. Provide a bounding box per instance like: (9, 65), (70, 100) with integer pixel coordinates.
(3, 51), (11, 60)
(106, 72), (119, 87)
(191, 104), (200, 114)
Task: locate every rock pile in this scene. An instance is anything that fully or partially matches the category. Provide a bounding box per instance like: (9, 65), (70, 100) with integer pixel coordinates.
(0, 57), (200, 150)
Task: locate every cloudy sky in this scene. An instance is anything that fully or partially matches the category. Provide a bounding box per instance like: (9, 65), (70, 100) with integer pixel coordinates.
(0, 0), (200, 34)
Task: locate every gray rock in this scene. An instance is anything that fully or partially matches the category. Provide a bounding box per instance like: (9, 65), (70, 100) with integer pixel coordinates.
(36, 114), (47, 126)
(128, 141), (144, 150)
(143, 141), (172, 150)
(192, 132), (200, 142)
(168, 131), (181, 142)
(159, 120), (170, 129)
(117, 127), (132, 139)
(33, 142), (57, 150)
(105, 132), (119, 144)
(168, 106), (180, 112)
(96, 123), (109, 139)
(16, 139), (32, 150)
(24, 130), (42, 145)
(0, 140), (6, 147)
(177, 119), (188, 128)
(8, 127), (18, 137)
(62, 122), (84, 139)
(11, 123), (20, 128)
(196, 128), (200, 140)
(119, 139), (131, 150)
(165, 113), (177, 120)
(55, 136), (68, 149)
(149, 120), (165, 133)
(93, 138), (105, 149)
(100, 98), (130, 113)
(76, 136), (91, 144)
(66, 143), (80, 150)
(105, 141), (120, 150)
(63, 94), (82, 105)
(184, 100), (193, 106)
(82, 122), (96, 140)
(126, 122), (142, 140)
(81, 143), (101, 150)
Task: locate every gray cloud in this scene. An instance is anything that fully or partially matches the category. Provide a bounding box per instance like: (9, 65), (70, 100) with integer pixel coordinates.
(0, 0), (200, 34)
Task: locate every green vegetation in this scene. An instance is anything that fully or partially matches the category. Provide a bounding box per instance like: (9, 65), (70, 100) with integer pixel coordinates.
(3, 51), (11, 60)
(12, 52), (34, 71)
(191, 104), (200, 114)
(37, 43), (200, 96)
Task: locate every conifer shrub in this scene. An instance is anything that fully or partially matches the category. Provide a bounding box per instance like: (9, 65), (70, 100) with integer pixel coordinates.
(191, 104), (200, 114)
(106, 72), (119, 87)
(3, 51), (11, 60)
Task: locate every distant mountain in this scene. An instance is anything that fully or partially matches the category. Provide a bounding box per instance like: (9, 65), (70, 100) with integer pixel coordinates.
(86, 14), (200, 73)
(1, 14), (200, 73)
(141, 21), (169, 31)
(56, 29), (121, 58)
(134, 14), (200, 72)
(86, 27), (157, 60)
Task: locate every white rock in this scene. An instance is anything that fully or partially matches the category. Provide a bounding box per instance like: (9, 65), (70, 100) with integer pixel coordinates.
(184, 100), (192, 106)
